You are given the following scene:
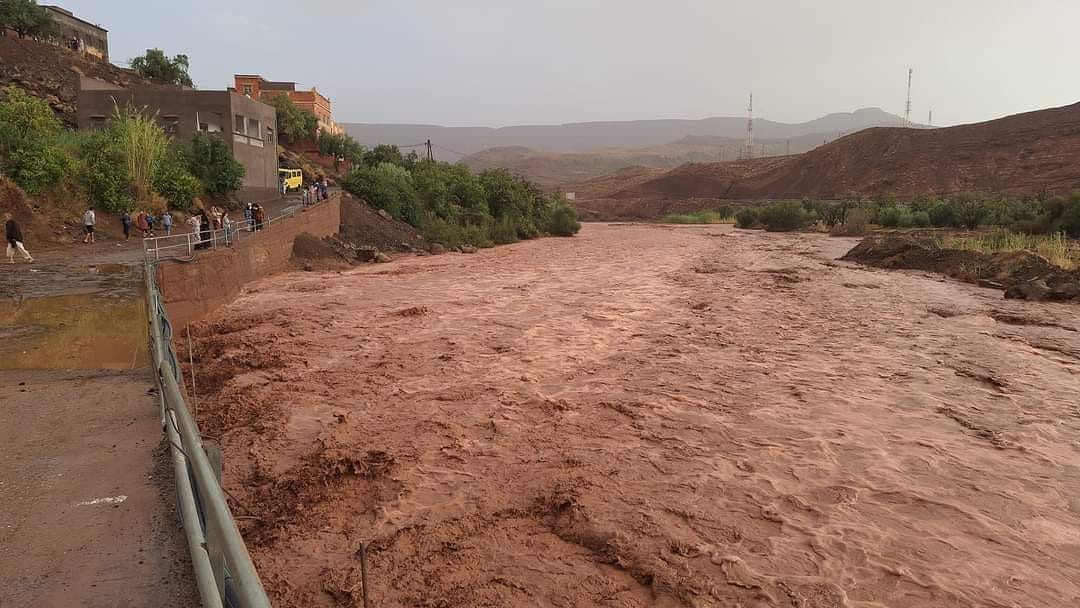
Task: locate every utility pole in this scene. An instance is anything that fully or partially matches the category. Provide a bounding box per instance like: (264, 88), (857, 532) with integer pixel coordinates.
(760, 143), (765, 158)
(904, 68), (913, 128)
(928, 109), (933, 127)
(786, 139), (790, 155)
(745, 93), (754, 160)
(425, 139), (434, 162)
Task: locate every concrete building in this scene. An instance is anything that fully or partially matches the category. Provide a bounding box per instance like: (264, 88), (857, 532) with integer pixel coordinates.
(77, 83), (279, 199)
(233, 75), (343, 135)
(43, 6), (108, 61)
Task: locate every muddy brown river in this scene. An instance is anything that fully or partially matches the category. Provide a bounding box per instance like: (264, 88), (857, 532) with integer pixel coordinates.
(190, 224), (1080, 607)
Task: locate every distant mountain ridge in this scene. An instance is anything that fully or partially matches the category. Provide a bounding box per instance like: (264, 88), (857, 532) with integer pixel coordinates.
(342, 107), (911, 162)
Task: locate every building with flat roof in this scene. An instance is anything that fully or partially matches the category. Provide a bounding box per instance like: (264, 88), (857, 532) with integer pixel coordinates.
(77, 82), (280, 200)
(233, 75), (343, 136)
(43, 5), (108, 61)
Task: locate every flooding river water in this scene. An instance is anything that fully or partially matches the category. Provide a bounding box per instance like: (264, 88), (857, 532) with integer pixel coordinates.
(191, 223), (1080, 607)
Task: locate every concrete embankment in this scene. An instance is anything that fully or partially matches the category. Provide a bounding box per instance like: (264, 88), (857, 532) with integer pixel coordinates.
(157, 196), (341, 327)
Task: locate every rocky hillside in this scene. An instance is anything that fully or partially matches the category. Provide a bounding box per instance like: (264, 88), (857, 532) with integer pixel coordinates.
(0, 35), (152, 126)
(575, 101), (1080, 220)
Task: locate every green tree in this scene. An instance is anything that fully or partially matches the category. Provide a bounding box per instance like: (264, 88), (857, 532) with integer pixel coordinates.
(0, 0), (56, 39)
(153, 149), (200, 209)
(129, 49), (194, 86)
(188, 133), (244, 196)
(73, 130), (133, 212)
(363, 144), (404, 168)
(267, 94), (318, 143)
(0, 87), (70, 194)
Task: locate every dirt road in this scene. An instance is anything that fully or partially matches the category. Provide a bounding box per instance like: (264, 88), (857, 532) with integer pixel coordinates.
(190, 224), (1080, 607)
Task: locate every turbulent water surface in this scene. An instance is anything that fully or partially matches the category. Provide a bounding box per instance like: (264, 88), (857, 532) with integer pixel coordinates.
(191, 224), (1080, 607)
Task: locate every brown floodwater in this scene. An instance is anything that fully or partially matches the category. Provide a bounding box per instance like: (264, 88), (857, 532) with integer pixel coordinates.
(189, 224), (1080, 608)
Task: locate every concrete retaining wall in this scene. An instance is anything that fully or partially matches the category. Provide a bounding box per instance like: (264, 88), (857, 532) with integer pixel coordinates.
(157, 196), (341, 327)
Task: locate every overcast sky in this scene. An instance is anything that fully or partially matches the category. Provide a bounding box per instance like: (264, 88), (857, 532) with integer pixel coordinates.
(62, 0), (1079, 127)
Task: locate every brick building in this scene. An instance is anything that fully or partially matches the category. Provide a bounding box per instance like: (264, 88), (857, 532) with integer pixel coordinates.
(43, 6), (108, 61)
(77, 81), (280, 200)
(233, 75), (343, 136)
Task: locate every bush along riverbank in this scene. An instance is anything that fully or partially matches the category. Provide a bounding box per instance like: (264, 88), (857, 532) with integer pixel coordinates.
(341, 145), (580, 249)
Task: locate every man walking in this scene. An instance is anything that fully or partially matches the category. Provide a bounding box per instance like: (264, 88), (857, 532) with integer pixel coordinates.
(4, 212), (33, 264)
(82, 206), (96, 244)
(121, 211), (132, 242)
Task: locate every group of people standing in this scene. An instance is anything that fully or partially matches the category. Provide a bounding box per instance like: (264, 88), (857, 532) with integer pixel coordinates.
(10, 186), (314, 263)
(118, 210), (171, 241)
(302, 179), (330, 206)
(243, 203), (267, 232)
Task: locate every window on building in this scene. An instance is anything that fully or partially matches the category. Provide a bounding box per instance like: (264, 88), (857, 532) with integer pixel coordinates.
(89, 116), (107, 130)
(247, 117), (261, 139)
(266, 126), (274, 144)
(243, 84), (253, 98)
(161, 115), (179, 135)
(234, 114), (245, 135)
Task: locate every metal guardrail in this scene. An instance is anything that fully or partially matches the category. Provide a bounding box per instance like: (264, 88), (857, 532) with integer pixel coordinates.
(142, 198), (329, 259)
(146, 258), (271, 608)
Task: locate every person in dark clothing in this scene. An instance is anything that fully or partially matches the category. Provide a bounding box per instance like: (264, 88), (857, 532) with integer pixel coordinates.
(121, 211), (132, 242)
(198, 210), (212, 249)
(4, 212), (33, 263)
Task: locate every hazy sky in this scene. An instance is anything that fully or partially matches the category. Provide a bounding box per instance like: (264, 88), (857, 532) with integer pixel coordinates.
(62, 0), (1079, 127)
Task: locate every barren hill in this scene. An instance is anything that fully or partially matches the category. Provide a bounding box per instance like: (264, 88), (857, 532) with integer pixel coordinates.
(575, 101), (1080, 220)
(343, 107), (908, 161)
(461, 130), (853, 186)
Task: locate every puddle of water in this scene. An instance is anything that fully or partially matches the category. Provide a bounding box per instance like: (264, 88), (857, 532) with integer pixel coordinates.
(0, 293), (149, 370)
(85, 263), (132, 275)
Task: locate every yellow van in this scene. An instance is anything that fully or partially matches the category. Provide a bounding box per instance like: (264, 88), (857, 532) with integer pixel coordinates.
(278, 168), (302, 192)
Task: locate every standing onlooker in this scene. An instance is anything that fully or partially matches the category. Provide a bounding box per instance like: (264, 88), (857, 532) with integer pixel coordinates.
(161, 210), (173, 236)
(222, 213), (233, 245)
(199, 209), (213, 249)
(302, 185), (310, 206)
(243, 203), (253, 231)
(135, 210), (150, 238)
(321, 178), (329, 200)
(121, 211), (133, 242)
(210, 206), (224, 230)
(253, 204), (265, 231)
(82, 206), (96, 244)
(4, 212), (33, 264)
(186, 212), (201, 250)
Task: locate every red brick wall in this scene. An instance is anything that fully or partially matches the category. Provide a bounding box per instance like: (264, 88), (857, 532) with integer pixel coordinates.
(156, 196), (341, 326)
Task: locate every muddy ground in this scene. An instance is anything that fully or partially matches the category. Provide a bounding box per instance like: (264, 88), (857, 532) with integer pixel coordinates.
(188, 224), (1080, 607)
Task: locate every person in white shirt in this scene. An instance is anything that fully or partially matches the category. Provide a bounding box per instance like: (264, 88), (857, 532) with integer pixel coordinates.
(82, 207), (96, 244)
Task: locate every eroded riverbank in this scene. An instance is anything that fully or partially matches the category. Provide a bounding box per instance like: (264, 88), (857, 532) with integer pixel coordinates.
(188, 224), (1080, 607)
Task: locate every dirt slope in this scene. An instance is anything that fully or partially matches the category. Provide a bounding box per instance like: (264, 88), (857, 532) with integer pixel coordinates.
(578, 101), (1080, 219)
(0, 36), (152, 127)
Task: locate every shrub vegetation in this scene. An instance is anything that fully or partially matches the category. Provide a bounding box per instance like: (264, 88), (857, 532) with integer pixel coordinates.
(342, 147), (579, 246)
(662, 209), (735, 224)
(0, 91), (245, 211)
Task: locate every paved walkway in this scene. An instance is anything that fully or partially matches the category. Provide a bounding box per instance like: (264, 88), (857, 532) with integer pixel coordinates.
(0, 368), (198, 608)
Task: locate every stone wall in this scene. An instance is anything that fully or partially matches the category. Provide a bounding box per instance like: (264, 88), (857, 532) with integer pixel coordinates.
(156, 196), (341, 327)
